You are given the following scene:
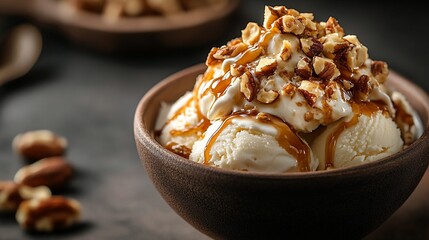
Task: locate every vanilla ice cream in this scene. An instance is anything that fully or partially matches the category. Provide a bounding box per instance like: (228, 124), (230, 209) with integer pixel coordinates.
(156, 5), (420, 173)
(312, 104), (403, 169)
(190, 112), (318, 173)
(157, 91), (210, 158)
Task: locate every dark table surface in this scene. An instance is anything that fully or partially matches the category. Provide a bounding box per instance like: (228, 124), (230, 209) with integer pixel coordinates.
(1, 1), (429, 239)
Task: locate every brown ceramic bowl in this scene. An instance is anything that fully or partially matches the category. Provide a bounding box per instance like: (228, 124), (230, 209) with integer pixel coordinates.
(134, 64), (429, 239)
(0, 0), (240, 53)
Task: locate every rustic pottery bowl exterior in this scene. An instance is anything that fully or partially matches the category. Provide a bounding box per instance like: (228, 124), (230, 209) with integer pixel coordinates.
(134, 64), (429, 239)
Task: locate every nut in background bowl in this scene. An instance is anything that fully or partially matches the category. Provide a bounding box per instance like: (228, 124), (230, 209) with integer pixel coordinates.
(134, 64), (429, 239)
(0, 0), (241, 53)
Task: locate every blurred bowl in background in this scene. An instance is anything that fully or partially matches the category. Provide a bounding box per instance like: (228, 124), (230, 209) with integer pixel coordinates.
(0, 0), (240, 53)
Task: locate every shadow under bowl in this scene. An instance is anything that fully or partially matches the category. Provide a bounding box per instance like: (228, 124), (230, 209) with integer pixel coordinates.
(134, 64), (429, 239)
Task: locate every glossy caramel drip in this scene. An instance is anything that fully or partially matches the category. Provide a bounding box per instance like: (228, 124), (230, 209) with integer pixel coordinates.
(160, 96), (194, 134)
(235, 46), (263, 66)
(166, 142), (192, 159)
(324, 101), (389, 169)
(170, 117), (211, 137)
(258, 30), (276, 48)
(158, 72), (211, 144)
(210, 72), (233, 98)
(260, 113), (311, 172)
(203, 111), (311, 172)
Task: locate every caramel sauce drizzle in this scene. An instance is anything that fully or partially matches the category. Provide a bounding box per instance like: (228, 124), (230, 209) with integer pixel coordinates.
(324, 101), (389, 169)
(258, 30), (276, 48)
(166, 142), (192, 159)
(203, 111), (311, 172)
(235, 46), (263, 66)
(210, 72), (233, 98)
(158, 71), (212, 159)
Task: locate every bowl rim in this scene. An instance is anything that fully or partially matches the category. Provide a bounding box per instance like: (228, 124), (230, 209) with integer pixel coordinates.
(134, 63), (429, 180)
(29, 0), (241, 33)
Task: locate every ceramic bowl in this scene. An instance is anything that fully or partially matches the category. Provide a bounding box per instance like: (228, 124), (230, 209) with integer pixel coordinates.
(0, 0), (240, 53)
(134, 64), (429, 239)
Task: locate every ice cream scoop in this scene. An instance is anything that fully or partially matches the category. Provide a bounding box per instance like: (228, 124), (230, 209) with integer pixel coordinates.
(312, 103), (403, 169)
(190, 112), (318, 173)
(157, 92), (210, 158)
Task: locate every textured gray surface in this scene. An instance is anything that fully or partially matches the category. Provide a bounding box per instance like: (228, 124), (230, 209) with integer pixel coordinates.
(1, 1), (428, 239)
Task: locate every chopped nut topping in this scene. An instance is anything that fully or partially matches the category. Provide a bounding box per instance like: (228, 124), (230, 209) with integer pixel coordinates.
(286, 8), (300, 17)
(295, 57), (312, 79)
(279, 15), (305, 35)
(263, 6), (288, 29)
(256, 112), (272, 122)
(344, 35), (368, 70)
(325, 17), (344, 37)
(301, 13), (314, 21)
(212, 46), (233, 60)
(281, 83), (297, 97)
(280, 40), (293, 61)
(239, 73), (257, 101)
(342, 79), (354, 90)
(255, 58), (278, 76)
(206, 47), (221, 66)
(230, 64), (245, 77)
(371, 61), (389, 83)
(298, 89), (317, 106)
(302, 17), (319, 38)
(321, 33), (349, 61)
(352, 74), (370, 99)
(257, 89), (279, 104)
(300, 38), (323, 58)
(242, 22), (261, 45)
(304, 111), (314, 121)
(312, 56), (340, 81)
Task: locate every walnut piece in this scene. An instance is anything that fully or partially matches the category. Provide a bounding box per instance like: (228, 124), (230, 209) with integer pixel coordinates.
(321, 33), (349, 61)
(295, 57), (312, 79)
(16, 196), (81, 232)
(279, 15), (305, 35)
(255, 57), (278, 76)
(300, 38), (323, 58)
(257, 89), (279, 104)
(371, 60), (389, 83)
(12, 130), (68, 162)
(325, 17), (344, 37)
(0, 182), (50, 211)
(263, 6), (288, 29)
(312, 56), (340, 81)
(280, 40), (293, 61)
(344, 35), (368, 70)
(14, 157), (73, 190)
(239, 73), (257, 101)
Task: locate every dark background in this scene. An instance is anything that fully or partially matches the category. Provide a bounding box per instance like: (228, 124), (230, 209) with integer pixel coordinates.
(1, 1), (428, 239)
